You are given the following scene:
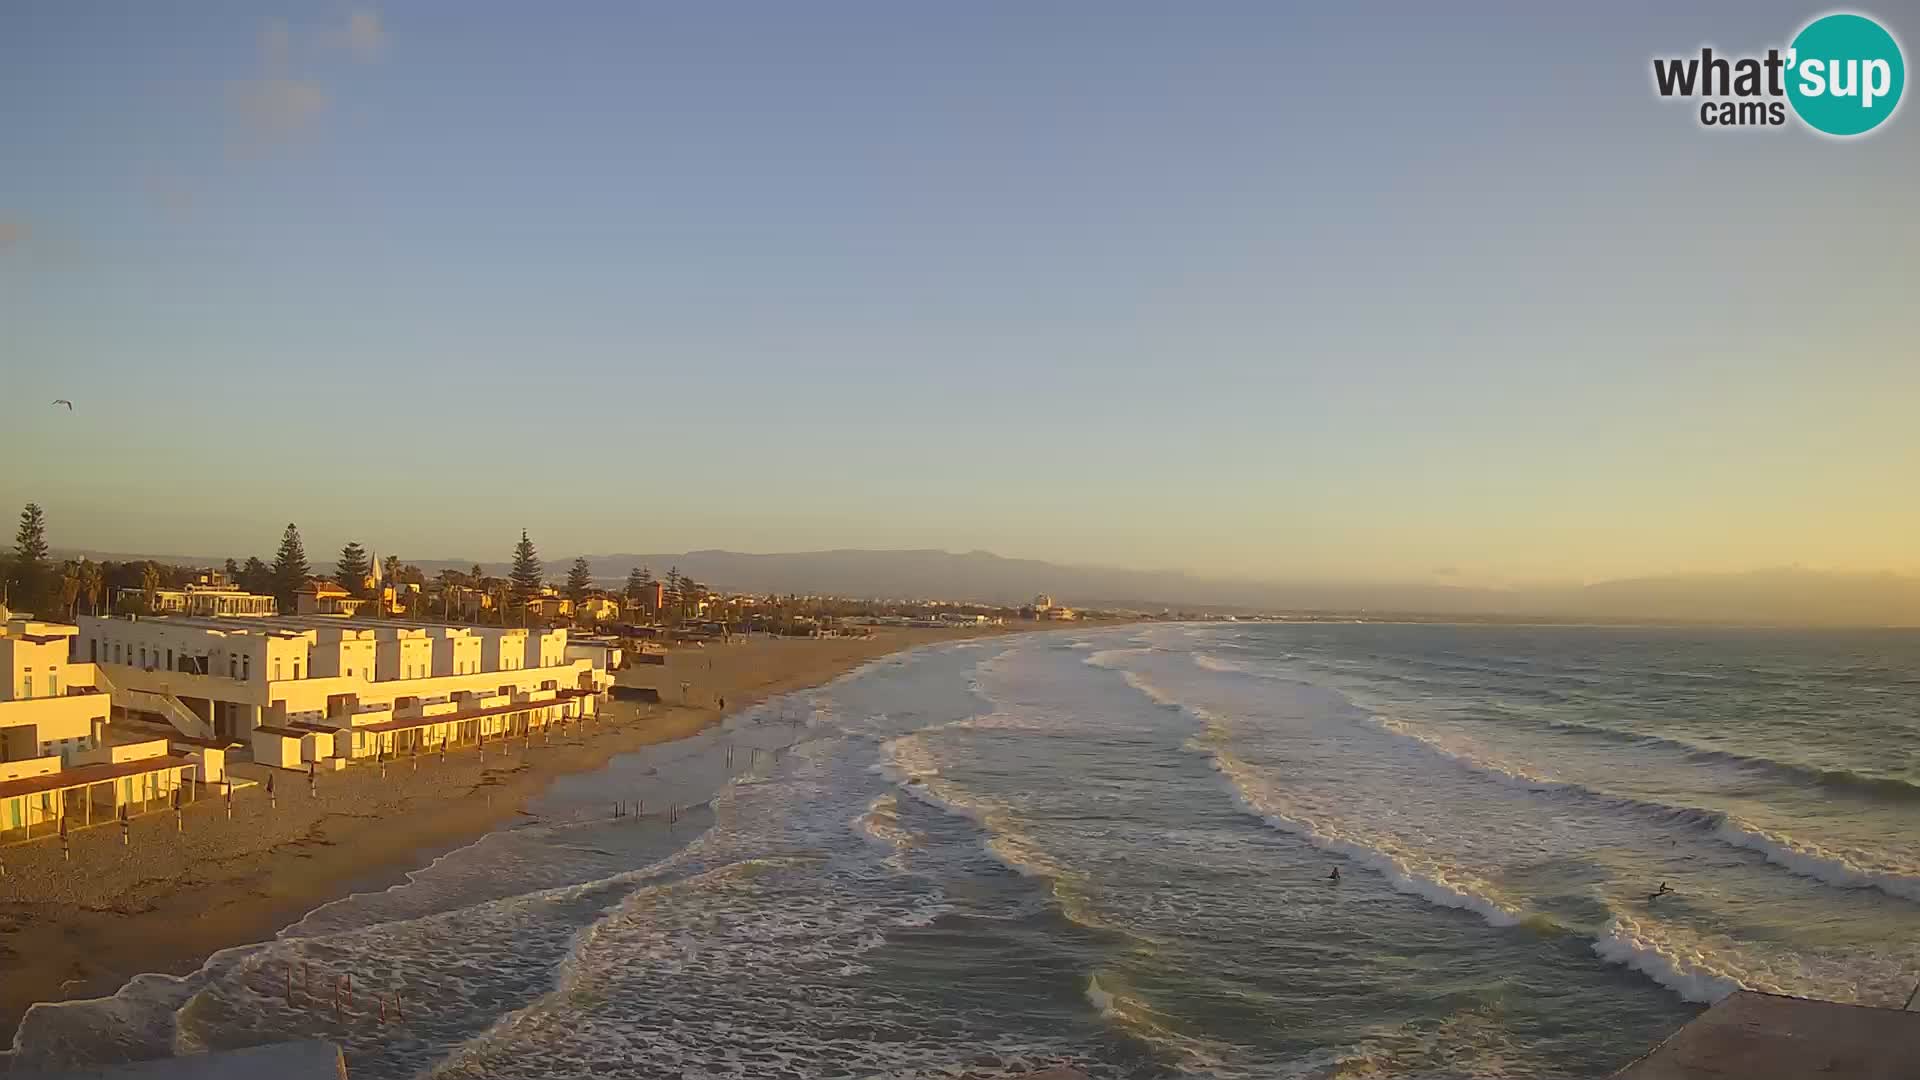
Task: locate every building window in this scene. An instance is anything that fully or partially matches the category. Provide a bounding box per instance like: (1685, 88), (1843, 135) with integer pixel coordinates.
(140, 647), (148, 668)
(275, 662), (282, 681)
(294, 661), (301, 679)
(22, 676), (32, 699)
(242, 657), (250, 681)
(167, 649), (174, 669)
(230, 657), (238, 679)
(48, 673), (57, 696)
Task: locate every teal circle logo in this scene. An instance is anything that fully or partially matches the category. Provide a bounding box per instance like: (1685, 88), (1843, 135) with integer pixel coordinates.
(1786, 13), (1905, 136)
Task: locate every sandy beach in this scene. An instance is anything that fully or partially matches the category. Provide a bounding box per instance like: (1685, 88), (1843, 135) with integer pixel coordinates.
(0, 626), (1029, 1041)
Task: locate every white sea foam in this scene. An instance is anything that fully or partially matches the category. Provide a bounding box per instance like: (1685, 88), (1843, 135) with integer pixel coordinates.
(1590, 915), (1753, 1004)
(1204, 748), (1525, 928)
(1084, 975), (1120, 1018)
(1366, 714), (1575, 795)
(1082, 649), (1130, 670)
(1366, 715), (1920, 904)
(1713, 817), (1920, 903)
(851, 792), (915, 867)
(1193, 651), (1259, 676)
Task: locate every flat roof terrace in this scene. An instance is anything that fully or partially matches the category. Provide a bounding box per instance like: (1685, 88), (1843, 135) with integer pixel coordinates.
(1611, 991), (1920, 1079)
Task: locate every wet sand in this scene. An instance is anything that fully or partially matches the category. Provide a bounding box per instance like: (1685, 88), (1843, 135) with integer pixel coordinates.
(0, 626), (1035, 1040)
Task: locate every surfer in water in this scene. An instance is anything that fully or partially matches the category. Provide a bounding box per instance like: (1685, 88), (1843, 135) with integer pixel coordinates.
(1648, 881), (1673, 903)
(1328, 867), (1341, 883)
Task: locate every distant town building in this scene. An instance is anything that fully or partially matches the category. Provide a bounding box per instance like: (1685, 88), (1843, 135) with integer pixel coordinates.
(294, 580), (366, 617)
(115, 579), (278, 618)
(574, 595), (620, 622)
(1021, 594), (1077, 621)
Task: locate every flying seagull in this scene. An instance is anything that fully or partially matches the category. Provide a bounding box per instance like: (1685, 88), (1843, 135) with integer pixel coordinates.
(51, 399), (72, 410)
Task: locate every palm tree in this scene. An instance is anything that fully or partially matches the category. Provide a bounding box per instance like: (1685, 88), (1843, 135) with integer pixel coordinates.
(139, 562), (161, 614)
(435, 568), (463, 621)
(79, 559), (104, 616)
(59, 561), (82, 619)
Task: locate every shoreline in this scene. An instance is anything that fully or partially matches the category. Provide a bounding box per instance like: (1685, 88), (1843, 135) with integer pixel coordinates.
(0, 624), (1065, 1043)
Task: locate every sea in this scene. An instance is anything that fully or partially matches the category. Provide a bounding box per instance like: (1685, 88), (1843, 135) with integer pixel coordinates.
(6, 622), (1918, 1078)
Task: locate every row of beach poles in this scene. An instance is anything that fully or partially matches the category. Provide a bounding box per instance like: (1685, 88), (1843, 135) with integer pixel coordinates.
(610, 799), (692, 824)
(271, 959), (410, 1027)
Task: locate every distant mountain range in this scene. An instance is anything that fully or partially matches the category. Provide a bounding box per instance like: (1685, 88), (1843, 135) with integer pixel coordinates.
(48, 546), (1920, 626)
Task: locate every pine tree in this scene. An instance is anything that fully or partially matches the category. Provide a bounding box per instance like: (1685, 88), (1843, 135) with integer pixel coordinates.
(663, 567), (684, 625)
(624, 566), (647, 604)
(11, 503), (51, 613)
(272, 523), (310, 609)
(509, 531), (543, 600)
(336, 541), (370, 594)
(566, 557), (593, 603)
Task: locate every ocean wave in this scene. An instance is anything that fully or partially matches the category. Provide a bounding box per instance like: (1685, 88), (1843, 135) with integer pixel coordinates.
(1364, 714), (1920, 903)
(1192, 651), (1256, 676)
(1202, 739), (1849, 1006)
(1710, 817), (1920, 903)
(1531, 717), (1920, 803)
(1081, 973), (1235, 1075)
(1589, 915), (1753, 1004)
(1202, 748), (1524, 928)
(1083, 647), (1147, 671)
(851, 793), (915, 867)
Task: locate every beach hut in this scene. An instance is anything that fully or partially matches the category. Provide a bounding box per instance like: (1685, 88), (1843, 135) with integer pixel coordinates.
(251, 726), (307, 770)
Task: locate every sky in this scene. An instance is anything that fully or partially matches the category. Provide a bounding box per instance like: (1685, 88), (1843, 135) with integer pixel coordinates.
(2, 2), (1916, 586)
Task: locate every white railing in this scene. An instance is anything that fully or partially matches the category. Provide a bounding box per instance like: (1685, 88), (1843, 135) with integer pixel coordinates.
(111, 681), (217, 741)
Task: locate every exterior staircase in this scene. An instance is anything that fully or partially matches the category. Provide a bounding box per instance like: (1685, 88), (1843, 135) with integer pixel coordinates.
(93, 667), (218, 741)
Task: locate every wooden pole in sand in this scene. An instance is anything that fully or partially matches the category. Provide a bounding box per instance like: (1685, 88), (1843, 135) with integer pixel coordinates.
(225, 779), (233, 820)
(174, 786), (182, 832)
(267, 772), (275, 810)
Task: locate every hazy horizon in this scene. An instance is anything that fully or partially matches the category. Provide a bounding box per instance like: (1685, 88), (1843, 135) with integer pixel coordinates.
(5, 3), (1916, 586)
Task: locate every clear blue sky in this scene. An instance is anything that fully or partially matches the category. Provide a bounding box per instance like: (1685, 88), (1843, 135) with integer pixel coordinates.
(3, 3), (1915, 584)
